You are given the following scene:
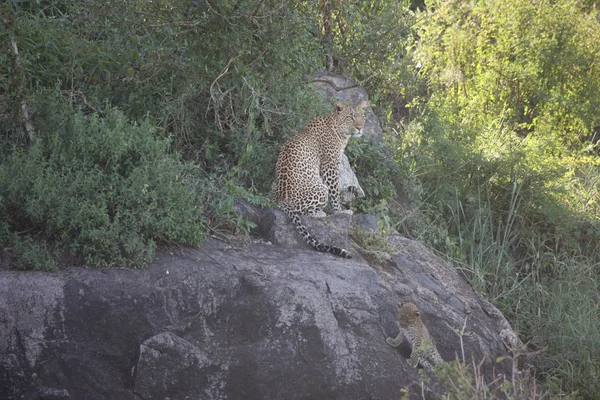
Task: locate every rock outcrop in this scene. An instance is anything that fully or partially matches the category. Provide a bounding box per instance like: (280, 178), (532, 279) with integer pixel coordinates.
(0, 206), (523, 400)
(310, 71), (383, 144)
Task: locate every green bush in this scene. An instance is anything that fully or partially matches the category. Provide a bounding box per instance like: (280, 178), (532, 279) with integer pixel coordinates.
(1, 0), (327, 268)
(347, 139), (401, 227)
(2, 0), (325, 187)
(389, 1), (600, 396)
(0, 102), (206, 269)
(411, 0), (600, 244)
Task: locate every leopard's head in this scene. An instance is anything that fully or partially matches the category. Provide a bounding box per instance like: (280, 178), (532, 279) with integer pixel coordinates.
(334, 100), (368, 138)
(397, 302), (421, 325)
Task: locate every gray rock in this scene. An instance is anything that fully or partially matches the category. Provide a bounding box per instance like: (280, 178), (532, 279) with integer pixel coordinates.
(339, 153), (365, 204)
(234, 200), (263, 228)
(353, 214), (380, 233)
(260, 208), (352, 253)
(134, 332), (226, 400)
(0, 210), (524, 400)
(39, 387), (71, 400)
(311, 71), (384, 143)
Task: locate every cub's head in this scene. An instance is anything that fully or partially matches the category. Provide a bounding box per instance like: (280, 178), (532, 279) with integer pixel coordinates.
(397, 302), (421, 325)
(334, 100), (368, 137)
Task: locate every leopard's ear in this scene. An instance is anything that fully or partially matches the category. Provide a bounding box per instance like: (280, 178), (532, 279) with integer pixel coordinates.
(358, 100), (368, 109)
(336, 102), (345, 112)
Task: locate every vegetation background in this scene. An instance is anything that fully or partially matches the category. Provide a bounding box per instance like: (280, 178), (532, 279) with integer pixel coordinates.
(1, 0), (598, 397)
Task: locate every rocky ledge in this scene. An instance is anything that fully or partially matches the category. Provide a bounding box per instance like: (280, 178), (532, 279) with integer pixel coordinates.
(0, 206), (522, 400)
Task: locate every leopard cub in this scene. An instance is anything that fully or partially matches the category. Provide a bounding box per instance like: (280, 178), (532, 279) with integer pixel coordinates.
(386, 302), (443, 372)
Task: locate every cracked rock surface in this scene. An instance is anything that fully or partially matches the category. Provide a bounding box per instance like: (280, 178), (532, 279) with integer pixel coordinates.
(0, 210), (522, 400)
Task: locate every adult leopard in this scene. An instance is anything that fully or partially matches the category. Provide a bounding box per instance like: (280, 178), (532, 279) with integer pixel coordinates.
(269, 101), (368, 258)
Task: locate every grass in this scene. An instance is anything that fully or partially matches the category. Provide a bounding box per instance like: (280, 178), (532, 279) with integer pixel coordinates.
(418, 186), (600, 399)
(400, 313), (549, 400)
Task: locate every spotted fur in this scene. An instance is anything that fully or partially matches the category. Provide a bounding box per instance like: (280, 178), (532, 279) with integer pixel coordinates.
(269, 101), (368, 258)
(386, 302), (443, 371)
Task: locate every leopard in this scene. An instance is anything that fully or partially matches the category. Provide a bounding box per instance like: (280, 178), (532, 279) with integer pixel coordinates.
(269, 100), (368, 258)
(386, 302), (444, 372)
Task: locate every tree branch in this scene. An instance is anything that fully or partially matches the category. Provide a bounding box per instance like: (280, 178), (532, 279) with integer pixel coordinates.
(2, 9), (35, 141)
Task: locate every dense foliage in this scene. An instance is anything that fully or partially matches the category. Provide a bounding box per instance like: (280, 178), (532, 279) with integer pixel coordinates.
(1, 0), (324, 268)
(404, 1), (600, 396)
(1, 102), (207, 268)
(1, 0), (599, 397)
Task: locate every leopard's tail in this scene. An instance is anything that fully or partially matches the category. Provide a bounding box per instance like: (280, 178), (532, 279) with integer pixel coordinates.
(283, 208), (352, 259)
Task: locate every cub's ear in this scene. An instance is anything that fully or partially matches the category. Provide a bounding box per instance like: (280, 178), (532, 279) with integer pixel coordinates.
(336, 102), (345, 112)
(358, 100), (368, 109)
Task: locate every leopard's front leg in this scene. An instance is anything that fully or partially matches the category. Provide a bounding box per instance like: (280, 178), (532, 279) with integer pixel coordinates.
(321, 162), (352, 215)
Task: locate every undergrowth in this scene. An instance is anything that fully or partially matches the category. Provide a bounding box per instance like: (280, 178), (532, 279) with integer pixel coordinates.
(0, 101), (207, 269)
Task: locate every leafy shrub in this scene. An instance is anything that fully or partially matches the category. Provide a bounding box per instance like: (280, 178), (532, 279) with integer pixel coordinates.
(2, 0), (325, 188)
(390, 1), (600, 396)
(2, 0), (327, 268)
(347, 139), (405, 229)
(412, 0), (600, 243)
(0, 101), (206, 269)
